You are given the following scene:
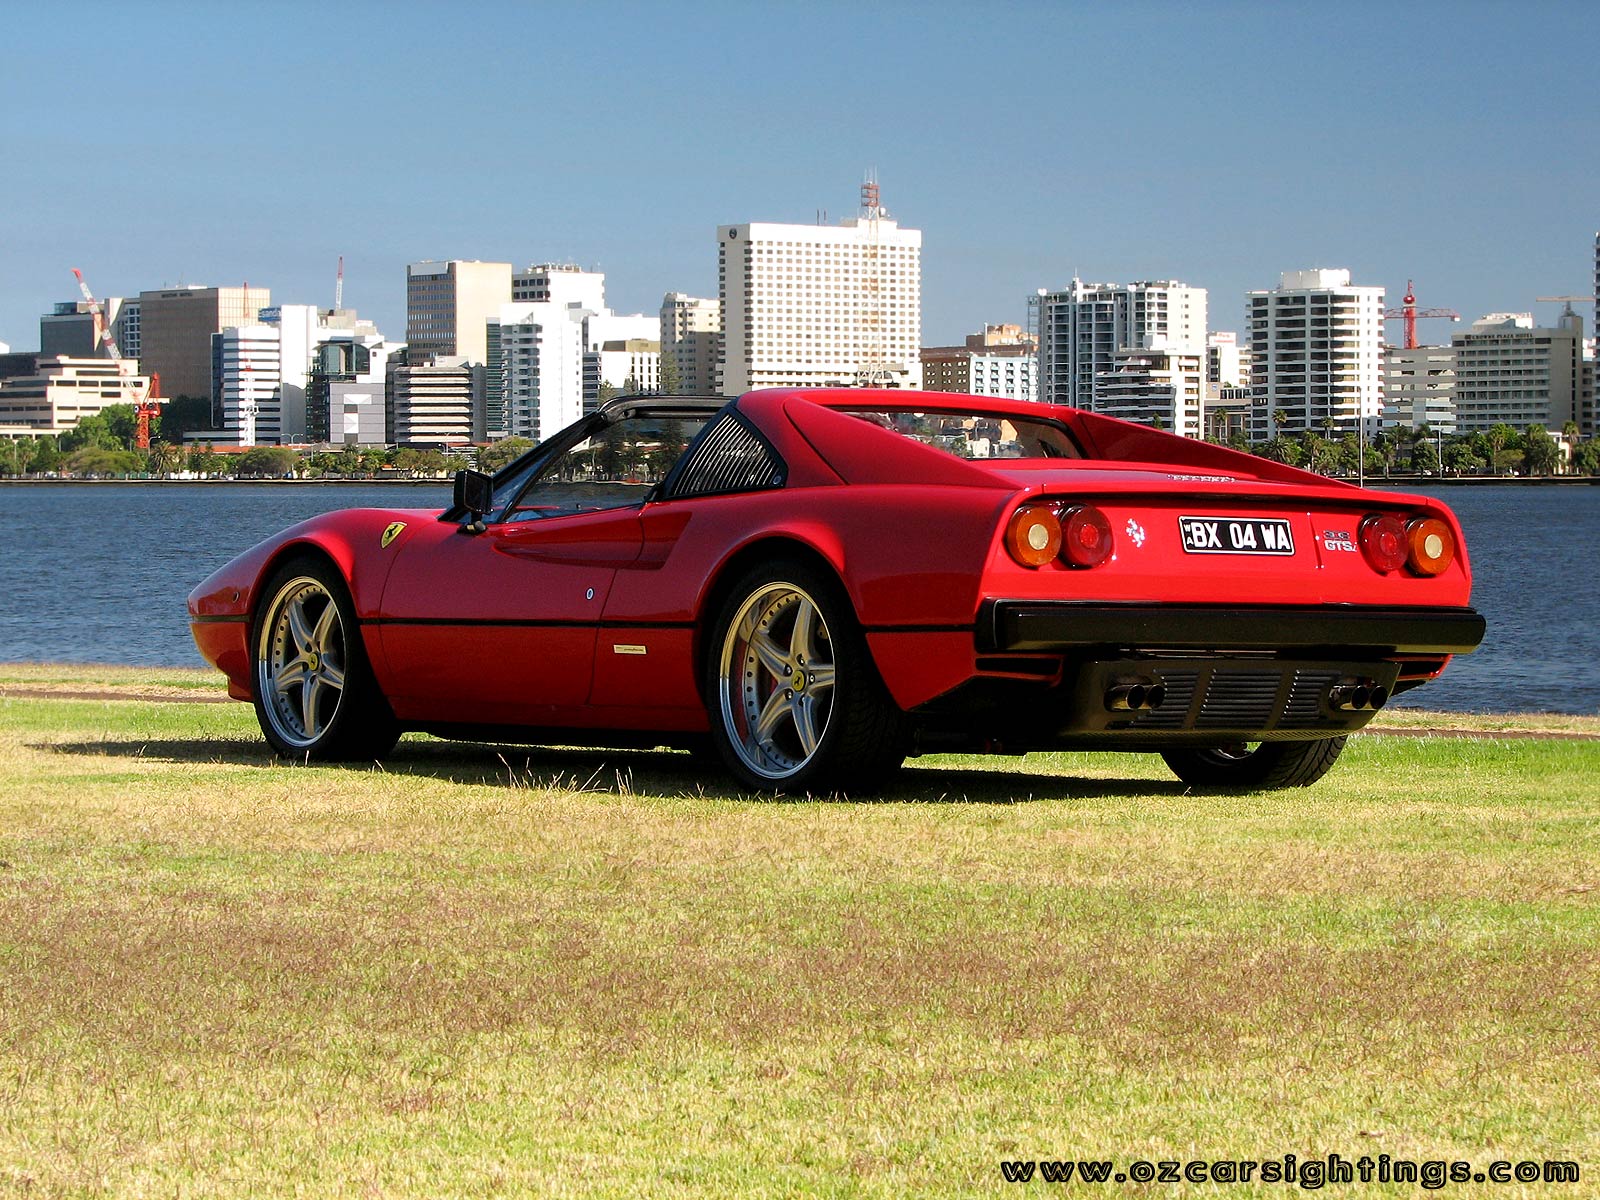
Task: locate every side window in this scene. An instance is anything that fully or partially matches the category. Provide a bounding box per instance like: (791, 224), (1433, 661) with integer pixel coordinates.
(664, 412), (786, 499)
(503, 414), (710, 522)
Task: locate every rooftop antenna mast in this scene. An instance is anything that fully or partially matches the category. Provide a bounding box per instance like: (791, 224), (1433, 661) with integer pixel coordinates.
(335, 255), (345, 310)
(854, 171), (892, 387)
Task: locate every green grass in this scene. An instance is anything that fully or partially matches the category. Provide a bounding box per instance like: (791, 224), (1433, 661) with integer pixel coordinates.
(1, 670), (1597, 1197)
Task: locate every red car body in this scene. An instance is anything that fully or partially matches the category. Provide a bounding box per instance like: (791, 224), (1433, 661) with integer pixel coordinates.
(190, 388), (1484, 791)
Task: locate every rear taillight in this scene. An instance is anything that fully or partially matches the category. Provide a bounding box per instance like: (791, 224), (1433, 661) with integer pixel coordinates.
(1359, 513), (1407, 574)
(1060, 505), (1114, 568)
(1005, 504), (1062, 567)
(1405, 517), (1455, 576)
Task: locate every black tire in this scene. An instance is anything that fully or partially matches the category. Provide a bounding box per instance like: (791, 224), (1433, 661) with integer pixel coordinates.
(251, 555), (400, 762)
(1161, 736), (1347, 790)
(705, 557), (907, 794)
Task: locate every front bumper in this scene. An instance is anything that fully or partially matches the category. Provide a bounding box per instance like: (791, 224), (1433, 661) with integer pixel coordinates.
(980, 601), (1486, 657)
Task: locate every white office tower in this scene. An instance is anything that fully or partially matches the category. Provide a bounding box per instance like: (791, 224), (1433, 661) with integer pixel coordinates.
(216, 325), (283, 445)
(1246, 269), (1384, 439)
(1095, 337), (1207, 436)
(1033, 280), (1207, 410)
(513, 264), (606, 311)
(583, 312), (659, 408)
(660, 293), (721, 394)
(1451, 309), (1584, 432)
(718, 191), (922, 394)
(1382, 345), (1457, 433)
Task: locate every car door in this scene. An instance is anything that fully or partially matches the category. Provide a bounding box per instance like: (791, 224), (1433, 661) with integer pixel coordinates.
(374, 407), (713, 728)
(376, 507), (642, 727)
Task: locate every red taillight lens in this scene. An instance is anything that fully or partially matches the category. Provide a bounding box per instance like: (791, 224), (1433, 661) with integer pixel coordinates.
(1405, 517), (1455, 576)
(1060, 505), (1114, 568)
(1005, 503), (1063, 567)
(1359, 513), (1407, 573)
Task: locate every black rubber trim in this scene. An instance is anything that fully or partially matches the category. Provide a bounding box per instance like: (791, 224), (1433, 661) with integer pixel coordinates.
(361, 617), (695, 630)
(191, 614), (248, 624)
(980, 601), (1486, 656)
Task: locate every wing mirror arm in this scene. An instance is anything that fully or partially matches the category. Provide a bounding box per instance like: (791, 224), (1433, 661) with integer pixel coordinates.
(453, 469), (493, 535)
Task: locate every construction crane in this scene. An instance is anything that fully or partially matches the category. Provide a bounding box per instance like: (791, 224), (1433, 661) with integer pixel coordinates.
(1536, 295), (1589, 315)
(1383, 280), (1461, 349)
(128, 371), (164, 451)
(70, 267), (123, 360)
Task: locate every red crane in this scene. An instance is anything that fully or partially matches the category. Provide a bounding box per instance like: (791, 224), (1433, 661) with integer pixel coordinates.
(1383, 280), (1461, 349)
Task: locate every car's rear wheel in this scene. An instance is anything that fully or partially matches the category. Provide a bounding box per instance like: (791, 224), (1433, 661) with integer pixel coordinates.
(252, 556), (399, 761)
(1161, 736), (1347, 789)
(707, 559), (906, 793)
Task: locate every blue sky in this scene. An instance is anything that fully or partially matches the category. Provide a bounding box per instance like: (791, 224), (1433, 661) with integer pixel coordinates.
(2, 0), (1594, 352)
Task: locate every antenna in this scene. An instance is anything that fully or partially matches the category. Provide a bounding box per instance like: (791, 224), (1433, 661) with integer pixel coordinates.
(855, 171), (892, 388)
(335, 255), (345, 310)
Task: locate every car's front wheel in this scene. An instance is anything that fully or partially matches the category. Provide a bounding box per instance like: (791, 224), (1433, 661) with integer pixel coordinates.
(251, 555), (399, 761)
(706, 559), (906, 793)
(1161, 736), (1347, 789)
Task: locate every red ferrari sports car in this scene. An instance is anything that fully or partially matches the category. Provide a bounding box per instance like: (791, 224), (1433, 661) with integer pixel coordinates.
(189, 388), (1484, 792)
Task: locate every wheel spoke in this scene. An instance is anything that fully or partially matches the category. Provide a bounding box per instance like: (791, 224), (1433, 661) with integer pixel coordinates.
(789, 599), (818, 662)
(806, 663), (835, 694)
(274, 658), (311, 695)
(311, 600), (339, 655)
(319, 658), (345, 690)
(286, 599), (314, 652)
(753, 686), (794, 744)
(749, 629), (790, 681)
(792, 694), (821, 756)
(301, 676), (324, 736)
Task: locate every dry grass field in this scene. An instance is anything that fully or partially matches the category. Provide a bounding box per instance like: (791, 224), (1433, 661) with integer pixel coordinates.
(1, 665), (1596, 1197)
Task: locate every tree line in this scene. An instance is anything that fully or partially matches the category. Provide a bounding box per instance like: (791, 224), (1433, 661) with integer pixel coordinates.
(2, 400), (1596, 481)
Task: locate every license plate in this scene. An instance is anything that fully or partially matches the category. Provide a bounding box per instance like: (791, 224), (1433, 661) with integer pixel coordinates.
(1179, 516), (1296, 556)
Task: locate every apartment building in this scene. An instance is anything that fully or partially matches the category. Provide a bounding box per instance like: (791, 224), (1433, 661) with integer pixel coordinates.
(1033, 280), (1206, 411)
(718, 212), (922, 394)
(1246, 269), (1384, 439)
(389, 357), (484, 446)
(1095, 339), (1207, 436)
(514, 264), (606, 310)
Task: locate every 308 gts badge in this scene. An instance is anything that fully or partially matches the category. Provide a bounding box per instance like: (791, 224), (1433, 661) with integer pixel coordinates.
(380, 521), (407, 549)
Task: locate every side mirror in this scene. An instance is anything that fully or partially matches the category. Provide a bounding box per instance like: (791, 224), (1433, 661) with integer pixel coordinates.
(453, 469), (493, 533)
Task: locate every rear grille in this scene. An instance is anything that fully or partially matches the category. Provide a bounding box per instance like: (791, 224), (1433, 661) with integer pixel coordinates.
(1196, 671), (1282, 728)
(1281, 669), (1341, 728)
(1138, 670), (1197, 728)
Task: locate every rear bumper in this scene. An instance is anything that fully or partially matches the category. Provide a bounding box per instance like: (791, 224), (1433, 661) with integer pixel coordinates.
(980, 601), (1486, 657)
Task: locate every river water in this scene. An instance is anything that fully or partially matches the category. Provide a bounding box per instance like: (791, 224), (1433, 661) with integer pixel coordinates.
(0, 482), (1594, 714)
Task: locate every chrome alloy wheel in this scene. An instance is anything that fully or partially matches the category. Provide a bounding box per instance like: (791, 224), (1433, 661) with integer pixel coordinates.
(256, 576), (349, 750)
(717, 583), (837, 781)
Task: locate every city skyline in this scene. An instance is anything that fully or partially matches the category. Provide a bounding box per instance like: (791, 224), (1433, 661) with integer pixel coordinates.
(2, 2), (1595, 353)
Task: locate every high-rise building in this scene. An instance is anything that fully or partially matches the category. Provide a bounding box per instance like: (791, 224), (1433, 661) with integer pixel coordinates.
(405, 260), (511, 366)
(921, 339), (1037, 403)
(717, 204), (922, 394)
(1033, 280), (1207, 411)
(1246, 269), (1384, 439)
(495, 302), (590, 443)
(138, 285), (270, 403)
(390, 357), (484, 446)
(1095, 338), (1207, 436)
(660, 293), (721, 394)
(1382, 345), (1456, 433)
(214, 325), (283, 446)
(1450, 310), (1584, 432)
(514, 264), (606, 311)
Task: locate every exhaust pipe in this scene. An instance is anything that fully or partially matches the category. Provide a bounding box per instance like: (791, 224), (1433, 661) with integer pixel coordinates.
(1105, 680), (1166, 712)
(1330, 678), (1388, 712)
